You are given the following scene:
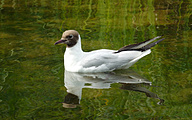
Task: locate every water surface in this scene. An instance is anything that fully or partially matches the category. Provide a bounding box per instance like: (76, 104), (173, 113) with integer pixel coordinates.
(0, 0), (192, 119)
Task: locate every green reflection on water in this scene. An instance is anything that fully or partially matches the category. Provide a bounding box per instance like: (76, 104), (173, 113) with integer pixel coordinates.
(0, 0), (192, 119)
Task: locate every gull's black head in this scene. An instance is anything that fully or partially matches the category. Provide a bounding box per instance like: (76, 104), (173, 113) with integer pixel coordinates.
(55, 30), (79, 47)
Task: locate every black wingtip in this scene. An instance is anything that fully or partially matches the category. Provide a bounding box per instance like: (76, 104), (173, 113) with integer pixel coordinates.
(140, 38), (165, 51)
(114, 37), (165, 53)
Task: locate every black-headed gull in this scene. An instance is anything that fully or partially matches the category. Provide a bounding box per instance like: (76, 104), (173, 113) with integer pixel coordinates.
(55, 30), (164, 73)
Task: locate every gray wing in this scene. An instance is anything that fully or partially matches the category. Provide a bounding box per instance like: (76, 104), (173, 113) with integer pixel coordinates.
(79, 50), (128, 71)
(81, 52), (117, 68)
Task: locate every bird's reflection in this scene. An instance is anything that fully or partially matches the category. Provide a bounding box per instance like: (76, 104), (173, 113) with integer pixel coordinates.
(62, 70), (164, 108)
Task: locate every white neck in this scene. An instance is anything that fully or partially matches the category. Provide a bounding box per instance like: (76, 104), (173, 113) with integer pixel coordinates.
(64, 35), (84, 72)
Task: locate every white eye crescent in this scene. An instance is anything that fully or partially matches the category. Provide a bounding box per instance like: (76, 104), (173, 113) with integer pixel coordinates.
(67, 34), (74, 39)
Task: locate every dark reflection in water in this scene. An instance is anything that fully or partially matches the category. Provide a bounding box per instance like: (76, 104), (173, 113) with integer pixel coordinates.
(62, 70), (164, 108)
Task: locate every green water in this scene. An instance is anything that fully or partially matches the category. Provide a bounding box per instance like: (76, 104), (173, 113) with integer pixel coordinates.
(0, 0), (191, 119)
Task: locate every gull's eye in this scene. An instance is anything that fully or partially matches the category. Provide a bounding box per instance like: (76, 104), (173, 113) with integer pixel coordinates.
(67, 34), (73, 39)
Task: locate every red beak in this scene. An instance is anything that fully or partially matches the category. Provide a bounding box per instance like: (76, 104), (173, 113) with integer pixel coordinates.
(54, 40), (66, 45)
